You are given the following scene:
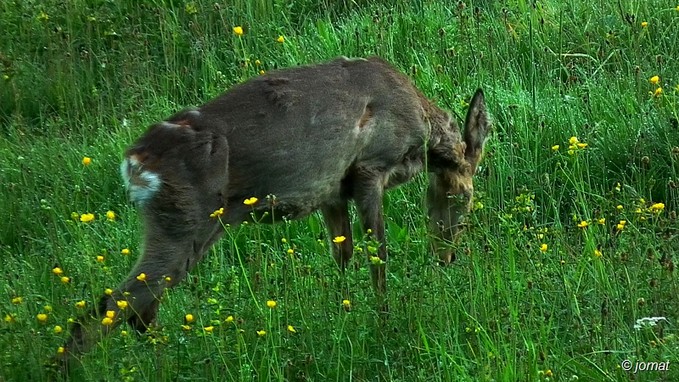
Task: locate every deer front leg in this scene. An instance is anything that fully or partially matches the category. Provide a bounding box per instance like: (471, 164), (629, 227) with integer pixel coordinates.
(321, 201), (353, 270)
(63, 240), (196, 361)
(352, 174), (388, 301)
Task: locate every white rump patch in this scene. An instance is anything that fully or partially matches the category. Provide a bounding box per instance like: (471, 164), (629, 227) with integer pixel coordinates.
(120, 156), (161, 206)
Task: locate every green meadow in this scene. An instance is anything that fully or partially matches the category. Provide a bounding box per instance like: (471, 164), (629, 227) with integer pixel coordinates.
(1, 0), (678, 380)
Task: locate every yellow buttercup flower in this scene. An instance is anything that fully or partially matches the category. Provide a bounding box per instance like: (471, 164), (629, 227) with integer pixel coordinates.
(233, 26), (243, 36)
(96, 255), (105, 262)
(332, 236), (346, 244)
(80, 213), (95, 223)
(75, 300), (86, 309)
(257, 330), (266, 337)
(37, 313), (48, 323)
(106, 310), (115, 319)
(52, 267), (63, 275)
(266, 300), (277, 309)
(277, 35), (285, 43)
(577, 220), (589, 228)
(551, 145), (559, 151)
(649, 75), (660, 85)
(11, 296), (22, 304)
(57, 346), (65, 354)
(101, 317), (113, 326)
(136, 273), (147, 281)
(653, 87), (663, 97)
(82, 156), (92, 166)
(225, 315), (234, 323)
(117, 300), (128, 310)
(641, 21), (648, 28)
(569, 136), (579, 145)
(54, 325), (63, 334)
(597, 218), (606, 225)
(60, 276), (71, 284)
(104, 288), (113, 295)
(203, 326), (214, 333)
(539, 243), (548, 253)
(287, 325), (296, 333)
(243, 197), (258, 206)
(121, 248), (130, 255)
(106, 210), (116, 221)
(594, 249), (602, 258)
(185, 314), (195, 323)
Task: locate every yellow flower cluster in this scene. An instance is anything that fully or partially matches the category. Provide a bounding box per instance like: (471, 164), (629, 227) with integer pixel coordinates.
(52, 266), (72, 283)
(567, 136), (588, 155)
(210, 207), (224, 218)
(101, 310), (116, 326)
(649, 202), (665, 213)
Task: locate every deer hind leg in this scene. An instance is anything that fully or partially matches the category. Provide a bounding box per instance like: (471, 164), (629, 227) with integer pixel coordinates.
(321, 200), (353, 270)
(351, 173), (388, 304)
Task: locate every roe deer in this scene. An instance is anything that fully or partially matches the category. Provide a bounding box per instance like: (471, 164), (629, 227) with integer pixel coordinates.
(63, 56), (490, 361)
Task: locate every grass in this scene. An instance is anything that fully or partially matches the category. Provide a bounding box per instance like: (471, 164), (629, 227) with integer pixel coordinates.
(1, 0), (678, 381)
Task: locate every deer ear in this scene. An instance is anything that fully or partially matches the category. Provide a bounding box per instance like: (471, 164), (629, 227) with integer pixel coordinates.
(463, 89), (490, 171)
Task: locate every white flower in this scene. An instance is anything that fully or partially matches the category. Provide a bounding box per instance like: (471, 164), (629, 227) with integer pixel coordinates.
(633, 316), (668, 330)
